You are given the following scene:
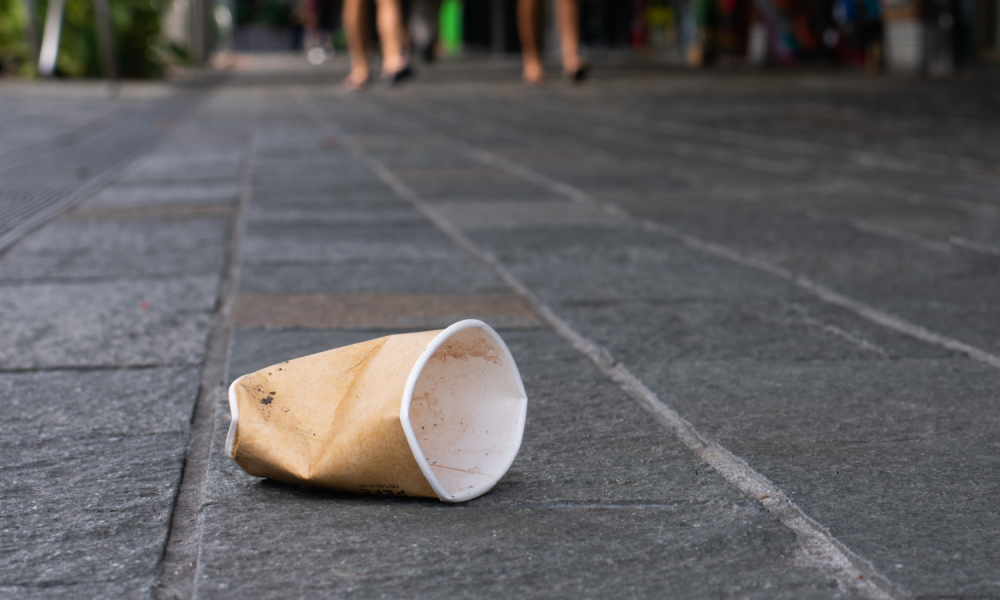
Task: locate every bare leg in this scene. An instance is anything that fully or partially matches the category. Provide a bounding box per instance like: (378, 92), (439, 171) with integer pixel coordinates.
(517, 0), (544, 82)
(374, 0), (407, 74)
(342, 0), (369, 86)
(555, 0), (582, 73)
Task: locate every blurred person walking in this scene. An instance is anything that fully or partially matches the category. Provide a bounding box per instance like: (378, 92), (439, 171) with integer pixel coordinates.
(343, 0), (413, 89)
(409, 0), (442, 63)
(517, 0), (586, 84)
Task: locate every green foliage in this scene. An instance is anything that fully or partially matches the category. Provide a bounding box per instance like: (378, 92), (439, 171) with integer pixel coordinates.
(109, 0), (167, 78)
(56, 0), (100, 76)
(257, 0), (291, 28)
(0, 0), (36, 76)
(331, 27), (346, 50)
(0, 0), (167, 79)
(234, 0), (256, 26)
(235, 0), (293, 28)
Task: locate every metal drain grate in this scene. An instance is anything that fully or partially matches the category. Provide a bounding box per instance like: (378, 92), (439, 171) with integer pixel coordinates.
(0, 86), (210, 254)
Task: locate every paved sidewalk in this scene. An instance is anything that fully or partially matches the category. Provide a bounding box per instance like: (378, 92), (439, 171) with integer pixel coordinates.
(2, 60), (999, 599)
(0, 81), (245, 598)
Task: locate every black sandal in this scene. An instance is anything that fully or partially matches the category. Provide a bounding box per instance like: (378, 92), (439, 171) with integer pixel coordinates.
(565, 66), (588, 84)
(384, 65), (414, 87)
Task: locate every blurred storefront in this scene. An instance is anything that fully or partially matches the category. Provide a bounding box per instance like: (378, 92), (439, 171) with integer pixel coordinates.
(2, 0), (998, 77)
(444, 0), (1000, 71)
(209, 0), (999, 70)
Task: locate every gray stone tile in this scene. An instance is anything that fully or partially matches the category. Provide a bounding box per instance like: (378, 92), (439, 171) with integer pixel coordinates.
(251, 155), (356, 169)
(239, 226), (470, 264)
(118, 147), (244, 183)
(367, 150), (485, 170)
(470, 226), (954, 362)
(202, 330), (843, 599)
(429, 200), (625, 231)
(1, 367), (201, 436)
(249, 179), (389, 196)
(252, 147), (353, 161)
(83, 182), (240, 208)
(0, 579), (152, 600)
(249, 172), (382, 190)
(0, 218), (229, 282)
(250, 162), (374, 180)
(0, 276), (218, 369)
(404, 179), (556, 201)
(244, 204), (424, 228)
(0, 432), (186, 594)
(237, 261), (506, 294)
(654, 213), (1000, 354)
(646, 359), (1000, 599)
(249, 191), (398, 207)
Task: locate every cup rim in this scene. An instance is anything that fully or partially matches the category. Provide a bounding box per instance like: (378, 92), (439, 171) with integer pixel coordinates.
(226, 377), (243, 458)
(399, 319), (528, 503)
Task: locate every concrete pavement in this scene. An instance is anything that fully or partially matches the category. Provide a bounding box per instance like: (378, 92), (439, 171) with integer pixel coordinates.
(1, 59), (999, 599)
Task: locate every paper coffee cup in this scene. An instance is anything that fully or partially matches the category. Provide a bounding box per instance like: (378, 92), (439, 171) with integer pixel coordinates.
(226, 320), (528, 502)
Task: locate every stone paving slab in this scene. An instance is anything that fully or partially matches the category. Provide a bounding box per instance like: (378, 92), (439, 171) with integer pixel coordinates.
(248, 190), (409, 206)
(83, 182), (241, 209)
(0, 579), (153, 600)
(0, 86), (126, 160)
(120, 156), (244, 184)
(0, 276), (218, 369)
(647, 359), (1000, 598)
(404, 179), (564, 201)
(428, 200), (626, 230)
(0, 368), (203, 598)
(2, 367), (201, 436)
(0, 217), (228, 282)
(0, 79), (253, 600)
(243, 203), (425, 227)
(239, 226), (472, 264)
(237, 261), (508, 295)
(0, 432), (186, 596)
(468, 225), (955, 362)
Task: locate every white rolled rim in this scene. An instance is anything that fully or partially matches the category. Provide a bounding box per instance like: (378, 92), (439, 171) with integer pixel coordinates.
(399, 319), (528, 503)
(225, 376), (243, 458)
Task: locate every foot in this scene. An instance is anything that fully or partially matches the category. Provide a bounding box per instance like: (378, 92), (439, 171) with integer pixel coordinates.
(564, 65), (588, 84)
(563, 57), (587, 83)
(523, 61), (545, 85)
(343, 70), (369, 91)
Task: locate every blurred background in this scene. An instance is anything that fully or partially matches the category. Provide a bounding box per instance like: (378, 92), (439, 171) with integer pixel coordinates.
(1, 0), (998, 80)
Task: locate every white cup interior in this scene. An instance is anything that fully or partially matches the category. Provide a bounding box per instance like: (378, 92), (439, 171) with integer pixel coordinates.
(401, 321), (527, 502)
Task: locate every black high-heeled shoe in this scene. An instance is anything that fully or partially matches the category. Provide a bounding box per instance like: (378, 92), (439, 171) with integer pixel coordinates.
(565, 66), (588, 84)
(384, 65), (414, 87)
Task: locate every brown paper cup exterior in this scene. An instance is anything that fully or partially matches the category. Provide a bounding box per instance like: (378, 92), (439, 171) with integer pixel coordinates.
(226, 320), (528, 503)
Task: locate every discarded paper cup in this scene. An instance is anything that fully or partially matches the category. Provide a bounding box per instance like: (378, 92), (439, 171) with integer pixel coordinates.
(226, 319), (527, 502)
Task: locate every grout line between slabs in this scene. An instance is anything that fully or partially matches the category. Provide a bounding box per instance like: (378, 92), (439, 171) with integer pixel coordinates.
(152, 117), (257, 600)
(295, 88), (903, 600)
